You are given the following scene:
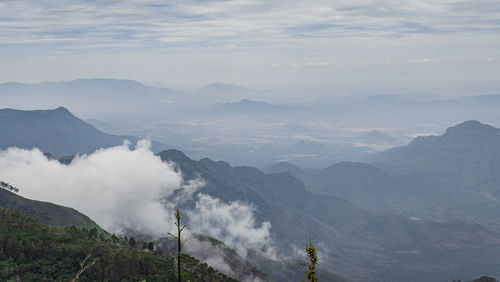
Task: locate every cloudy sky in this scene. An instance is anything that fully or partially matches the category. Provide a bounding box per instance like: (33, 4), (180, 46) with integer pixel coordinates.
(1, 0), (499, 96)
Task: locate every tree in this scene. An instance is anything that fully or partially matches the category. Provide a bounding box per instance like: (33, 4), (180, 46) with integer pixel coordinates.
(88, 228), (97, 241)
(302, 239), (318, 282)
(129, 237), (136, 249)
(168, 208), (186, 282)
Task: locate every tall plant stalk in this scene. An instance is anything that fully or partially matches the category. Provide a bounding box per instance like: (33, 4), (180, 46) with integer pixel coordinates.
(168, 208), (186, 282)
(304, 239), (318, 282)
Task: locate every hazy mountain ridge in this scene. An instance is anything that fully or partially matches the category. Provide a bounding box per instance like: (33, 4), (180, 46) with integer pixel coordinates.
(304, 120), (500, 225)
(0, 107), (169, 156)
(2, 105), (500, 280)
(262, 161), (314, 180)
(304, 161), (416, 205)
(373, 120), (500, 168)
(0, 78), (176, 102)
(4, 78), (500, 168)
(159, 149), (500, 281)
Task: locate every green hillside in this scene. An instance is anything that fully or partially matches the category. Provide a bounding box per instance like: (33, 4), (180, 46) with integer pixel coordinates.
(0, 206), (237, 281)
(0, 188), (100, 230)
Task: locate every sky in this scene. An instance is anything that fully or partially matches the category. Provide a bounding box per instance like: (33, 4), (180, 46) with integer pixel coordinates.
(1, 0), (500, 96)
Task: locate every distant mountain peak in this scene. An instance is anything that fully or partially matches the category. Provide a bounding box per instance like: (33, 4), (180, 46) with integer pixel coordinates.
(54, 106), (71, 114)
(0, 107), (169, 156)
(236, 98), (265, 104)
(444, 120), (494, 134)
(371, 120), (500, 168)
(158, 149), (193, 164)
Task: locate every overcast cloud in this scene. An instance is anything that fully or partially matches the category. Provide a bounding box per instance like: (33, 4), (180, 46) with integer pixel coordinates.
(0, 0), (499, 95)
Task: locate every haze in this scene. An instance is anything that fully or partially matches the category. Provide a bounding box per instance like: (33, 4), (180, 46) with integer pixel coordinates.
(1, 0), (499, 97)
(1, 1), (500, 281)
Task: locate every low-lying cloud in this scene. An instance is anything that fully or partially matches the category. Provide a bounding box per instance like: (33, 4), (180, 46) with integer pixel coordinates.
(0, 140), (186, 236)
(187, 193), (272, 258)
(0, 141), (273, 259)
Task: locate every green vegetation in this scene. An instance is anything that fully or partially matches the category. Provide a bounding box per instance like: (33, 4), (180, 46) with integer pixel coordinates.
(303, 239), (318, 282)
(0, 207), (237, 281)
(0, 188), (101, 229)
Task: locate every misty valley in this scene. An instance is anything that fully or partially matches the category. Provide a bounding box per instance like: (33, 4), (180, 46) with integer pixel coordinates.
(1, 79), (500, 281)
(1, 1), (500, 280)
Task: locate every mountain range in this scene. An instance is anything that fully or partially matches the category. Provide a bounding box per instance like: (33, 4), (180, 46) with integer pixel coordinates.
(281, 121), (500, 226)
(159, 149), (500, 281)
(2, 106), (500, 281)
(0, 79), (177, 114)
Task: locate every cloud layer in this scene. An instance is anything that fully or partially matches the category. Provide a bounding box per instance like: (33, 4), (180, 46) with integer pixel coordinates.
(0, 0), (499, 93)
(1, 0), (499, 50)
(0, 140), (183, 235)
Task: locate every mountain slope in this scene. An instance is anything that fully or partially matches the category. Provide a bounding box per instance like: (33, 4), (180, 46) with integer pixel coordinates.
(159, 150), (361, 281)
(159, 149), (500, 282)
(0, 206), (237, 281)
(0, 107), (168, 156)
(305, 121), (500, 222)
(290, 120), (500, 225)
(0, 188), (100, 229)
(364, 120), (500, 224)
(303, 161), (420, 212)
(0, 188), (270, 281)
(372, 120), (500, 178)
(262, 161), (310, 180)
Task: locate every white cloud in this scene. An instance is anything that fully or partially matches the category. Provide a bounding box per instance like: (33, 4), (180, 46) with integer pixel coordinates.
(0, 141), (185, 236)
(186, 193), (273, 258)
(1, 0), (498, 51)
(0, 0), (499, 93)
(0, 141), (275, 260)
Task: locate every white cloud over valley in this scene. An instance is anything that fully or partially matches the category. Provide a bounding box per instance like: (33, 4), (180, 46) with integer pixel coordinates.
(0, 141), (273, 259)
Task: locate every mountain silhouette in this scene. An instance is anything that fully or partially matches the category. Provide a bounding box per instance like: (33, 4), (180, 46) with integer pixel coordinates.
(0, 107), (168, 156)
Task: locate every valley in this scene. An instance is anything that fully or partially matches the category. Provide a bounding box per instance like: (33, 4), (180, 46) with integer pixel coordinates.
(2, 1), (499, 280)
(1, 105), (500, 281)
